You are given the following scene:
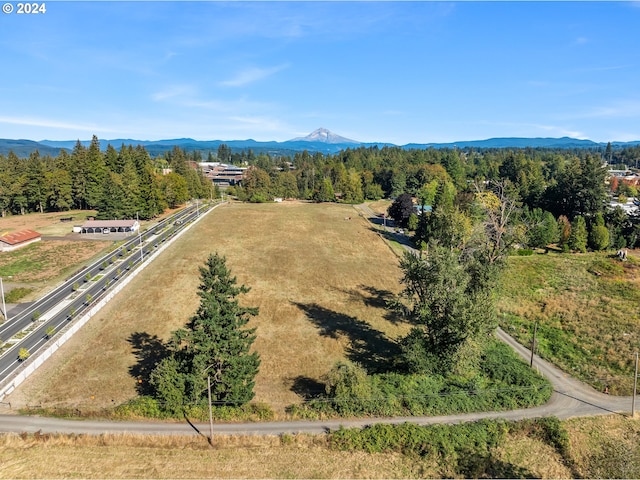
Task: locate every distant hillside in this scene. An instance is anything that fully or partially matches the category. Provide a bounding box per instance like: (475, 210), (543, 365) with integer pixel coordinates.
(0, 139), (69, 157)
(404, 137), (603, 149)
(2, 129), (640, 158)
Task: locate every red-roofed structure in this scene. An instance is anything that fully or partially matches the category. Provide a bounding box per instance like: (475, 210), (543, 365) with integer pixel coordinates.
(0, 229), (42, 252)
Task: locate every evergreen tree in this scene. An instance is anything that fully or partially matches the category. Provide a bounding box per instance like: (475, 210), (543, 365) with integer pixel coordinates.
(313, 178), (335, 202)
(46, 169), (73, 211)
(24, 151), (47, 213)
(217, 144), (232, 163)
(70, 140), (89, 209)
(85, 135), (107, 208)
(150, 253), (260, 413)
(568, 215), (588, 253)
(96, 172), (126, 219)
(589, 212), (610, 251)
(525, 208), (558, 248)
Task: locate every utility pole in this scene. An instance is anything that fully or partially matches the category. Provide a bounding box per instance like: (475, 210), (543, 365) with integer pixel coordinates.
(633, 352), (638, 417)
(136, 212), (144, 263)
(207, 375), (214, 446)
(530, 320), (539, 368)
(0, 277), (7, 323)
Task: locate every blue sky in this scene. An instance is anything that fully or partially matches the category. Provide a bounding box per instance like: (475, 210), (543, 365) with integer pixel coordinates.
(1, 1), (639, 144)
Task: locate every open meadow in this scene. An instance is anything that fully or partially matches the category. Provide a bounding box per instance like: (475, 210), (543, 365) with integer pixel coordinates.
(498, 250), (640, 394)
(4, 202), (408, 413)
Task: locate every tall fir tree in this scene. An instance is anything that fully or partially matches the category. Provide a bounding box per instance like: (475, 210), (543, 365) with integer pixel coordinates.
(150, 253), (260, 413)
(85, 135), (107, 208)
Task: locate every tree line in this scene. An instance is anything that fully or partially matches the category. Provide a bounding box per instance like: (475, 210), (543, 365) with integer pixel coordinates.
(228, 143), (639, 249)
(3, 137), (639, 248)
(0, 135), (214, 220)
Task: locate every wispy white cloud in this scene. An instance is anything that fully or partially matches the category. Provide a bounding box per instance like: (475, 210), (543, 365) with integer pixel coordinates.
(569, 100), (640, 119)
(219, 64), (289, 88)
(151, 85), (196, 102)
(0, 115), (116, 133)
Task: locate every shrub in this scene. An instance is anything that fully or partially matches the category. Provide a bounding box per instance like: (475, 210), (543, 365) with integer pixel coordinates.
(290, 340), (551, 418)
(5, 287), (33, 303)
(330, 420), (508, 476)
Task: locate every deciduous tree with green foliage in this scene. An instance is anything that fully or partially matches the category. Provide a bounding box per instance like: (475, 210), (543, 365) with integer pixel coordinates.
(150, 253), (260, 414)
(394, 246), (497, 375)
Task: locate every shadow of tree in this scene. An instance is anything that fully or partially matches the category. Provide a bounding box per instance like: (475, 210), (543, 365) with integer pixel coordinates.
(359, 285), (395, 309)
(127, 331), (170, 396)
(290, 375), (326, 400)
(340, 284), (406, 324)
(368, 226), (416, 249)
(292, 302), (401, 373)
(458, 453), (539, 479)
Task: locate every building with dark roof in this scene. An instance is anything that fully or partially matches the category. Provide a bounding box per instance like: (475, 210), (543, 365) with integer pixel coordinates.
(80, 220), (139, 235)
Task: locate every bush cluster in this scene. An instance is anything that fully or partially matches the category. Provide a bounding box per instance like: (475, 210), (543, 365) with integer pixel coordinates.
(329, 417), (570, 477)
(288, 340), (551, 418)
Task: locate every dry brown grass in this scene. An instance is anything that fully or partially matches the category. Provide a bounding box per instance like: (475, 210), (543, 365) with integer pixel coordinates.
(0, 209), (95, 236)
(0, 432), (429, 479)
(5, 202), (407, 414)
(1, 416), (638, 478)
(0, 240), (112, 284)
(366, 199), (392, 216)
(0, 210), (111, 299)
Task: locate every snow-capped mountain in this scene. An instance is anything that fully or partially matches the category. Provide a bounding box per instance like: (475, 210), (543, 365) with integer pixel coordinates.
(289, 128), (359, 144)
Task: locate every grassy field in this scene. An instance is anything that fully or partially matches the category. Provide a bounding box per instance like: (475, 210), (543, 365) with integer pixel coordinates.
(5, 202), (407, 413)
(498, 250), (640, 394)
(0, 415), (638, 479)
(0, 208), (181, 301)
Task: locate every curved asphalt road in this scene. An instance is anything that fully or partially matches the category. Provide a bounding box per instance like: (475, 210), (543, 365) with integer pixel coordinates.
(0, 330), (632, 436)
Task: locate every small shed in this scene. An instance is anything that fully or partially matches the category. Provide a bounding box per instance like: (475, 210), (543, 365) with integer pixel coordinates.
(80, 220), (139, 235)
(0, 229), (42, 252)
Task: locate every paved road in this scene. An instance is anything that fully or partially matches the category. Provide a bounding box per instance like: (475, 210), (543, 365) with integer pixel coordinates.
(0, 325), (632, 436)
(356, 203), (416, 253)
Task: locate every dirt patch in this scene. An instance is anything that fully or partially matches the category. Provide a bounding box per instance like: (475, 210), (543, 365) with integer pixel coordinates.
(0, 210), (97, 237)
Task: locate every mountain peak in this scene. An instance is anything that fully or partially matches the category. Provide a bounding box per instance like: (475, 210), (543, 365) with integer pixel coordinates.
(290, 128), (359, 144)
